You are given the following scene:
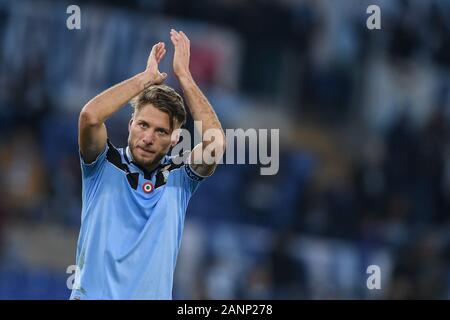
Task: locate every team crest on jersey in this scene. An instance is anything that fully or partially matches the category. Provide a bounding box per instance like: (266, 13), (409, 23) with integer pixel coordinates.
(142, 182), (154, 193)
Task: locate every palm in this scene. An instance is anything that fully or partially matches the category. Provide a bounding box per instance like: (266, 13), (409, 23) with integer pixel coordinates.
(170, 29), (191, 78)
(146, 42), (167, 84)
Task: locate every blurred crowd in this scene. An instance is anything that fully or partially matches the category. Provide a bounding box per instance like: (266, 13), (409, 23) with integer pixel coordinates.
(0, 0), (449, 299)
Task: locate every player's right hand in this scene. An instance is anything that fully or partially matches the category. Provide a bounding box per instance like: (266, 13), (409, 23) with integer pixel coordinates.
(145, 42), (168, 85)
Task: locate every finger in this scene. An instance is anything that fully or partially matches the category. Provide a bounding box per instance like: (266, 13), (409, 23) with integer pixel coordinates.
(154, 72), (168, 85)
(149, 44), (157, 58)
(173, 31), (185, 50)
(180, 31), (190, 45)
(156, 42), (164, 53)
(147, 48), (156, 68)
(176, 31), (184, 44)
(155, 46), (162, 60)
(151, 42), (162, 60)
(179, 32), (190, 54)
(158, 72), (168, 84)
(157, 48), (166, 63)
(170, 34), (178, 46)
(171, 38), (182, 54)
(171, 29), (182, 42)
(179, 34), (188, 55)
(155, 43), (165, 61)
(170, 29), (176, 40)
(171, 30), (180, 42)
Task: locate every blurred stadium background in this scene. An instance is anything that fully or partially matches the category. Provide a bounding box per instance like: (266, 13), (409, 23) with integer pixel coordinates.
(0, 0), (450, 299)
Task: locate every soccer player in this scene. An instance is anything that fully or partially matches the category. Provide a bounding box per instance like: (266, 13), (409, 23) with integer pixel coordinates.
(70, 29), (225, 300)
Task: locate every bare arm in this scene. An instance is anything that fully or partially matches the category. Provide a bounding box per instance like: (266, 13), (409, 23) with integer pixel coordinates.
(78, 42), (168, 163)
(170, 29), (226, 176)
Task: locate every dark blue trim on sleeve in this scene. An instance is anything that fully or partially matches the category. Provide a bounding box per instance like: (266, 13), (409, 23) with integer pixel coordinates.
(184, 164), (205, 182)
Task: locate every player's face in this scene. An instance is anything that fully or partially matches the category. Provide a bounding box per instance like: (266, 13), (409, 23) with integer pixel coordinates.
(128, 104), (177, 169)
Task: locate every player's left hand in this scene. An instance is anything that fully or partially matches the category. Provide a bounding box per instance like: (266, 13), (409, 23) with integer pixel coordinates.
(170, 29), (191, 79)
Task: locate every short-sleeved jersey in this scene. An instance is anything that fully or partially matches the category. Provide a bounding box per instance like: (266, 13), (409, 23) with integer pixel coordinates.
(70, 140), (205, 300)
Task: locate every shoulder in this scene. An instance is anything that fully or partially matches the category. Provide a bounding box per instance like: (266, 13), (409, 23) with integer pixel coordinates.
(155, 151), (205, 193)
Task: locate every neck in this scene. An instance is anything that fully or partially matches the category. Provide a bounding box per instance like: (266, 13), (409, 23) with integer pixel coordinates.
(126, 146), (163, 174)
(143, 158), (163, 173)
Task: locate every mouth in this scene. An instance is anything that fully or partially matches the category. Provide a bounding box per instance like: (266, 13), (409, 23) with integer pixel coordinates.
(137, 146), (156, 155)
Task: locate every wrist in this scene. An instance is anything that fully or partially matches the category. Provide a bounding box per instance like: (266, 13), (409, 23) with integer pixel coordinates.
(138, 71), (155, 89)
(176, 71), (193, 83)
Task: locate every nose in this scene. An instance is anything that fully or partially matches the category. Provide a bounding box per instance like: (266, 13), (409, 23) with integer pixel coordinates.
(142, 129), (155, 145)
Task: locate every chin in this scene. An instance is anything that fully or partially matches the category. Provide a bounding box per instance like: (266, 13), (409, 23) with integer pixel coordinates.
(135, 155), (155, 166)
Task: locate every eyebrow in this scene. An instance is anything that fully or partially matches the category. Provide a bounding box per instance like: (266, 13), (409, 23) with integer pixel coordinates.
(137, 120), (170, 133)
(156, 127), (169, 133)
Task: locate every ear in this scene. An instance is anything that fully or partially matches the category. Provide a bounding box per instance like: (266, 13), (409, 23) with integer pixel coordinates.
(128, 114), (134, 132)
(170, 128), (181, 147)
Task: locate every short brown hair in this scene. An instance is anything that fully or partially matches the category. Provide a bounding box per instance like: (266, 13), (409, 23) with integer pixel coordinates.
(130, 84), (186, 129)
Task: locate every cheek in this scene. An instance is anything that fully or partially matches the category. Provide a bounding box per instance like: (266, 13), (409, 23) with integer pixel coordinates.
(129, 127), (141, 142)
(157, 136), (172, 149)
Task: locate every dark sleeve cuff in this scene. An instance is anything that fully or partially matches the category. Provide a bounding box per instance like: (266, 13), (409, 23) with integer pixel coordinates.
(184, 164), (205, 182)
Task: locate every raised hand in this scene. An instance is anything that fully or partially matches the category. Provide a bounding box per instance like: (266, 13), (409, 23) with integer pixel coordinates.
(170, 29), (191, 79)
(145, 42), (168, 85)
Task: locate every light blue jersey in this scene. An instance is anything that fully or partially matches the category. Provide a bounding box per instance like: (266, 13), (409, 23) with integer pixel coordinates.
(70, 140), (205, 300)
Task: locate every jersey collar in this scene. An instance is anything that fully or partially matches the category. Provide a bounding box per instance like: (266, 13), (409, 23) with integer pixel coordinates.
(124, 146), (170, 179)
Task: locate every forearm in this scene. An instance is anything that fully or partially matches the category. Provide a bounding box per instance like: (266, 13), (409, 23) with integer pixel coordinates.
(178, 74), (224, 137)
(81, 72), (152, 124)
(171, 29), (224, 174)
